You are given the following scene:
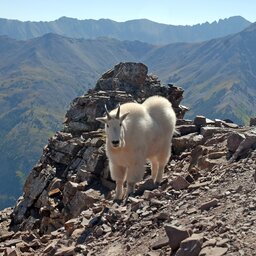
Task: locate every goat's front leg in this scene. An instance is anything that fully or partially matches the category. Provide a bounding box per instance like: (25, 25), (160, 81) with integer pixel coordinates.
(109, 163), (126, 200)
(127, 182), (135, 197)
(126, 162), (145, 198)
(115, 180), (124, 200)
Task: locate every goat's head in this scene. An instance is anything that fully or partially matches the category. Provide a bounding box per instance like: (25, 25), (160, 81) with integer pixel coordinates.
(96, 104), (129, 148)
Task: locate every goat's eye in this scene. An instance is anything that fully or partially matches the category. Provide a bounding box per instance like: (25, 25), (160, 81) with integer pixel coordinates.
(120, 123), (122, 127)
(107, 124), (109, 128)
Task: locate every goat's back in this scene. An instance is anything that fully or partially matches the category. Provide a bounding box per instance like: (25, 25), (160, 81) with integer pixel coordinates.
(110, 102), (147, 123)
(110, 102), (151, 133)
(142, 96), (176, 134)
(107, 97), (176, 163)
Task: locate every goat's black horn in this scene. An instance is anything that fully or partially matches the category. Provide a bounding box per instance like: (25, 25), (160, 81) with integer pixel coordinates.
(116, 104), (121, 119)
(105, 104), (111, 120)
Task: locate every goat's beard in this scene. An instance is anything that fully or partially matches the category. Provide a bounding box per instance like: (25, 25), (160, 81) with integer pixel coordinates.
(120, 138), (125, 148)
(120, 128), (126, 148)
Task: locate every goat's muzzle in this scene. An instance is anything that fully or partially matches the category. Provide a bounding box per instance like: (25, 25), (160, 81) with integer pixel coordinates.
(111, 140), (120, 148)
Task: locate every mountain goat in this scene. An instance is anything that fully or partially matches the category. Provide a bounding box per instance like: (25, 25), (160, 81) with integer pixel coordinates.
(96, 96), (176, 200)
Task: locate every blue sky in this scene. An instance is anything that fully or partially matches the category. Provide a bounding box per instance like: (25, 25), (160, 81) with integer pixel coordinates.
(0, 0), (255, 25)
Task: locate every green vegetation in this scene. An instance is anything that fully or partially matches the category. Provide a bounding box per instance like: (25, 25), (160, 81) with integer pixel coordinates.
(16, 170), (26, 187)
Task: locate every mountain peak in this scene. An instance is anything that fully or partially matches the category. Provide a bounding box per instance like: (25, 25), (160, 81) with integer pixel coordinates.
(57, 16), (78, 21)
(219, 15), (249, 22)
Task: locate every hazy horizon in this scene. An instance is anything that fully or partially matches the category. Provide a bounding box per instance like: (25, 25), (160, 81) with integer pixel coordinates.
(0, 0), (255, 25)
(0, 15), (253, 27)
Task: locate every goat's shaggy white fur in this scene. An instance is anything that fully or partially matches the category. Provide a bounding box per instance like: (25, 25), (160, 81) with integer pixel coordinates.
(96, 96), (176, 199)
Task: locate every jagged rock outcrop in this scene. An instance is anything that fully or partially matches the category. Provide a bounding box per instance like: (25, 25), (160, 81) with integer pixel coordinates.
(0, 62), (255, 256)
(64, 62), (187, 135)
(10, 62), (188, 234)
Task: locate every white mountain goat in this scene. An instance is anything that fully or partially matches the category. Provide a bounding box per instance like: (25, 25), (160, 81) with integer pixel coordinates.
(96, 96), (176, 199)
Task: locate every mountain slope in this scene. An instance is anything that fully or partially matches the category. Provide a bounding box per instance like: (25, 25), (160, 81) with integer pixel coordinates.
(0, 34), (154, 208)
(142, 22), (256, 124)
(1, 64), (255, 255)
(1, 22), (256, 208)
(0, 16), (251, 44)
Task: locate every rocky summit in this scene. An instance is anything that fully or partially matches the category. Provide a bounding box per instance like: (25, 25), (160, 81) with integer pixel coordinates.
(0, 62), (255, 256)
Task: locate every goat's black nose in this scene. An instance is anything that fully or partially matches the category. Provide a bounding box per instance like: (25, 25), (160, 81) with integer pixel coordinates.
(112, 140), (119, 146)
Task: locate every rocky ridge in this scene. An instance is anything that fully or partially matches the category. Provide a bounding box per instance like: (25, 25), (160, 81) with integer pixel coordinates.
(0, 62), (255, 256)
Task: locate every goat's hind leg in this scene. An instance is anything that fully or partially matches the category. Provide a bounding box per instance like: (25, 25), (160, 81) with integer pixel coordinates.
(127, 182), (135, 197)
(155, 150), (171, 184)
(150, 158), (159, 183)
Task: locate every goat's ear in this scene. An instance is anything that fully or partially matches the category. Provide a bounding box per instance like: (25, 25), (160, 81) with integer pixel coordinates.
(120, 112), (129, 122)
(96, 117), (107, 124)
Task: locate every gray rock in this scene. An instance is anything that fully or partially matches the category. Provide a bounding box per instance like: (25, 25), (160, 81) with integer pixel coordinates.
(249, 117), (256, 126)
(3, 248), (21, 256)
(202, 238), (217, 248)
(230, 130), (256, 161)
(62, 181), (79, 204)
(176, 125), (199, 136)
(95, 62), (148, 91)
(164, 224), (191, 250)
(200, 127), (229, 138)
(64, 218), (80, 235)
(55, 245), (76, 256)
(151, 237), (169, 250)
(48, 137), (83, 155)
(200, 198), (219, 211)
(171, 175), (191, 190)
(48, 178), (62, 191)
(64, 121), (91, 133)
(0, 231), (14, 242)
(43, 240), (58, 255)
(69, 189), (101, 217)
(49, 150), (72, 165)
(146, 251), (162, 256)
(176, 234), (203, 256)
(227, 132), (245, 153)
(24, 165), (56, 200)
(156, 212), (170, 221)
(176, 119), (193, 126)
(173, 133), (203, 155)
(194, 116), (207, 127)
(199, 246), (228, 256)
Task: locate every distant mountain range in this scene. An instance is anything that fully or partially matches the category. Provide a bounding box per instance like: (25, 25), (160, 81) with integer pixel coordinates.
(0, 16), (251, 44)
(144, 23), (256, 123)
(0, 17), (255, 209)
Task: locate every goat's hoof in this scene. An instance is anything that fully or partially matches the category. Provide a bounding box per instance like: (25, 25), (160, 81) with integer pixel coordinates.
(122, 197), (129, 206)
(121, 192), (135, 205)
(113, 198), (123, 205)
(127, 191), (136, 199)
(154, 181), (160, 188)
